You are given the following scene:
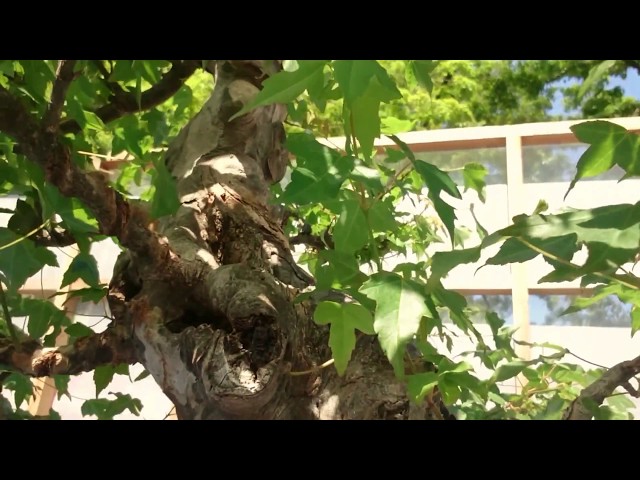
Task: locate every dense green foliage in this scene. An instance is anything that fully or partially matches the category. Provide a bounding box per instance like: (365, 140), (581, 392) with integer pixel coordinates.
(1, 60), (639, 419)
(300, 60), (640, 136)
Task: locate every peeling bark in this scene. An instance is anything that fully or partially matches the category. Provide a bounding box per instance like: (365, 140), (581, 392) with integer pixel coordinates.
(117, 60), (445, 419)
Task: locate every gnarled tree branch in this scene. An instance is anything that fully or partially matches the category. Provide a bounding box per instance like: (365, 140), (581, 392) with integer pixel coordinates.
(0, 325), (136, 377)
(92, 60), (127, 97)
(563, 354), (640, 420)
(1, 60), (448, 420)
(43, 60), (78, 133)
(0, 84), (204, 293)
(59, 60), (201, 134)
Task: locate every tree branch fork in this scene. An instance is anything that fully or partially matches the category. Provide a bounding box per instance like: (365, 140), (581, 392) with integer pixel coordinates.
(564, 354), (640, 420)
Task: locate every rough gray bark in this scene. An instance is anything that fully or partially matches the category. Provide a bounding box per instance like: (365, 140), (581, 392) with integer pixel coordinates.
(113, 60), (442, 419)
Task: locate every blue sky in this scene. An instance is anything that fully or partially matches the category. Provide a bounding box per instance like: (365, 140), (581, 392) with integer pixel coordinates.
(549, 66), (640, 115)
(609, 68), (640, 97)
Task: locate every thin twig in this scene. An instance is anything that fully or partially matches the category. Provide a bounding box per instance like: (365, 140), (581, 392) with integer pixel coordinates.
(91, 60), (126, 94)
(0, 219), (50, 252)
(376, 159), (413, 201)
(566, 350), (609, 370)
(289, 358), (335, 376)
(43, 60), (77, 133)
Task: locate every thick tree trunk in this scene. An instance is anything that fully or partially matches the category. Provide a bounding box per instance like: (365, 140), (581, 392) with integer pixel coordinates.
(101, 60), (436, 419)
(0, 60), (451, 419)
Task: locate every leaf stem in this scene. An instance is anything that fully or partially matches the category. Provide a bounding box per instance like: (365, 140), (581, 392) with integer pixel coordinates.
(376, 159), (413, 201)
(523, 386), (561, 397)
(566, 350), (609, 370)
(0, 219), (50, 252)
(349, 113), (359, 159)
(368, 233), (383, 272)
(0, 281), (18, 346)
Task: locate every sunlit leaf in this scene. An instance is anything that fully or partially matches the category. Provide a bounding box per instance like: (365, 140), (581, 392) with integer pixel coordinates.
(631, 307), (640, 337)
(230, 61), (328, 120)
(333, 60), (401, 104)
(578, 61), (616, 99)
(360, 272), (429, 377)
(367, 199), (397, 233)
(15, 297), (68, 339)
(315, 250), (366, 290)
(42, 184), (99, 234)
(490, 203), (640, 275)
(333, 200), (368, 253)
(567, 121), (640, 196)
(462, 163), (488, 202)
(407, 372), (439, 404)
(314, 301), (374, 375)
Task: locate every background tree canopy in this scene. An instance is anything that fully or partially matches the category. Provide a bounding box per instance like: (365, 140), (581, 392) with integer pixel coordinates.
(0, 60), (639, 420)
(302, 60), (640, 135)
